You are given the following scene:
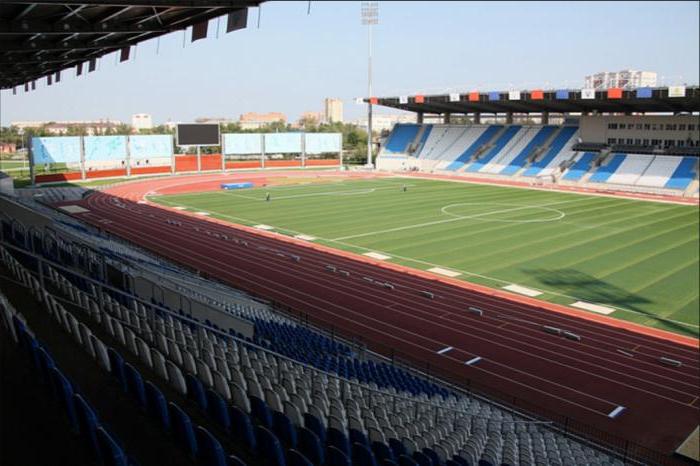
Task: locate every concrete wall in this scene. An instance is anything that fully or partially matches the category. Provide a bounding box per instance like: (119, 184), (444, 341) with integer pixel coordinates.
(132, 274), (254, 338)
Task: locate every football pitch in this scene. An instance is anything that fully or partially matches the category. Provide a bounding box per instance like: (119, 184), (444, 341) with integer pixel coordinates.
(149, 177), (699, 337)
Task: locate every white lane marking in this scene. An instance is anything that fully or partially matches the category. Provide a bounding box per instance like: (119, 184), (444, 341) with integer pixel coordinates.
(503, 284), (542, 297)
(437, 346), (454, 355)
(465, 356), (482, 365)
(428, 267), (461, 277)
(295, 234), (317, 241)
(608, 406), (625, 419)
(364, 252), (391, 260)
(572, 301), (615, 315)
(254, 224), (274, 230)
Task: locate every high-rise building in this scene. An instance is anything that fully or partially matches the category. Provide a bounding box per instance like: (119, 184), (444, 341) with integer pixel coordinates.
(324, 98), (344, 123)
(131, 113), (153, 131)
(584, 70), (657, 90)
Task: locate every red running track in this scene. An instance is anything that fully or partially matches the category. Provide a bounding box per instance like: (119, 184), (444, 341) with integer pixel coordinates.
(60, 172), (699, 461)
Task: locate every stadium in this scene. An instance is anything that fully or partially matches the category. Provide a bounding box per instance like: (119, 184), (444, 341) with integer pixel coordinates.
(0, 2), (698, 466)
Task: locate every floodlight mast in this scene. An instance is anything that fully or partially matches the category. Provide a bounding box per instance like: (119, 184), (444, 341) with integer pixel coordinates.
(361, 2), (378, 169)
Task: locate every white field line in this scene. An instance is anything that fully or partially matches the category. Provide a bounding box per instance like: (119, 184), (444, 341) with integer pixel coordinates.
(149, 195), (700, 330)
(332, 197), (589, 241)
(223, 183), (416, 202)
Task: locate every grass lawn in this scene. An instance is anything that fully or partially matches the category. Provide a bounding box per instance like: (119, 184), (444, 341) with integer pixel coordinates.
(148, 177), (699, 337)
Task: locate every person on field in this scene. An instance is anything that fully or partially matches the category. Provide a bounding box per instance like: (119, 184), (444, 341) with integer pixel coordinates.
(266, 192), (271, 202)
(402, 184), (407, 192)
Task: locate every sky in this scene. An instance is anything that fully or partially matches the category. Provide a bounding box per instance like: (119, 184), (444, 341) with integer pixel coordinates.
(1, 1), (698, 126)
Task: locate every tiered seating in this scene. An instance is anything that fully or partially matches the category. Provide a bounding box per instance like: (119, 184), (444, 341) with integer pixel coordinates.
(383, 124), (421, 154)
(636, 155), (686, 187)
(465, 126), (522, 173)
(478, 126), (541, 174)
(1, 288), (135, 466)
(499, 126), (557, 176)
(588, 154), (626, 183)
(424, 127), (471, 160)
(606, 154), (654, 185)
(665, 156), (698, 190)
(0, 219), (627, 466)
(432, 128), (493, 170)
(522, 127), (579, 177)
(445, 126), (503, 171)
(562, 152), (597, 181)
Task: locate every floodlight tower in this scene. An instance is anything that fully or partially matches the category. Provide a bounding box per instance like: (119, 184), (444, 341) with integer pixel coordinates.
(361, 1), (378, 169)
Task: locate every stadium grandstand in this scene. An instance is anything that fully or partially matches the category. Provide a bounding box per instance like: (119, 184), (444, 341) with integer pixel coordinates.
(1, 2), (699, 466)
(373, 88), (700, 198)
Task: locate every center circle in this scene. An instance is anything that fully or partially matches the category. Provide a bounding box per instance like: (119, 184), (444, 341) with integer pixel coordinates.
(441, 202), (565, 223)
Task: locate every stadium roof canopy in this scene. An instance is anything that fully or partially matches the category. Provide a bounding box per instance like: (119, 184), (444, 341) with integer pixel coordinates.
(0, 0), (263, 90)
(366, 86), (700, 115)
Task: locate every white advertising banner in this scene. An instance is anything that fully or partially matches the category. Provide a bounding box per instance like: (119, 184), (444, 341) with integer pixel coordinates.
(449, 93), (460, 102)
(508, 90), (521, 100)
(668, 86), (686, 97)
(399, 95), (408, 104)
(581, 88), (596, 99)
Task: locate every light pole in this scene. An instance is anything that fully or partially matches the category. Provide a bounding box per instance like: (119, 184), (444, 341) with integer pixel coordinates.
(361, 1), (378, 169)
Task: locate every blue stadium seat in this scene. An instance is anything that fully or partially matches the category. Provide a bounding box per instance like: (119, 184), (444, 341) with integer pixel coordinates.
(73, 393), (100, 456)
(445, 460), (461, 466)
(196, 425), (227, 466)
(228, 455), (248, 466)
(326, 446), (351, 466)
(412, 451), (433, 466)
(96, 426), (128, 466)
(287, 449), (313, 466)
(398, 455), (419, 466)
(349, 428), (369, 448)
(422, 448), (439, 466)
(298, 427), (324, 466)
(250, 396), (273, 429)
(36, 346), (56, 386)
(108, 348), (127, 393)
(372, 442), (395, 464)
(303, 413), (325, 443)
(206, 389), (231, 432)
(185, 373), (208, 411)
(353, 442), (379, 466)
(230, 406), (256, 451)
(169, 402), (198, 458)
(388, 439), (406, 459)
(124, 363), (147, 410)
(272, 411), (297, 448)
(255, 426), (286, 466)
(326, 427), (351, 459)
(451, 456), (469, 466)
(144, 381), (170, 431)
(49, 366), (79, 433)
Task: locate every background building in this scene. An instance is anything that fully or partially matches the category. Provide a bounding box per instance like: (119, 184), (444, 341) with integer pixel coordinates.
(131, 114), (153, 131)
(10, 119), (123, 135)
(238, 112), (287, 130)
(194, 117), (237, 125)
(352, 113), (416, 133)
(324, 98), (344, 123)
(584, 70), (657, 89)
(296, 111), (324, 127)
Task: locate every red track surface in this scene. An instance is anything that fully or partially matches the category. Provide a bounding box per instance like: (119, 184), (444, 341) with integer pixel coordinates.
(60, 172), (699, 460)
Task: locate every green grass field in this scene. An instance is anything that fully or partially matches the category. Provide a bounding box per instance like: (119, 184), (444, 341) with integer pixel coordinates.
(148, 177), (699, 337)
